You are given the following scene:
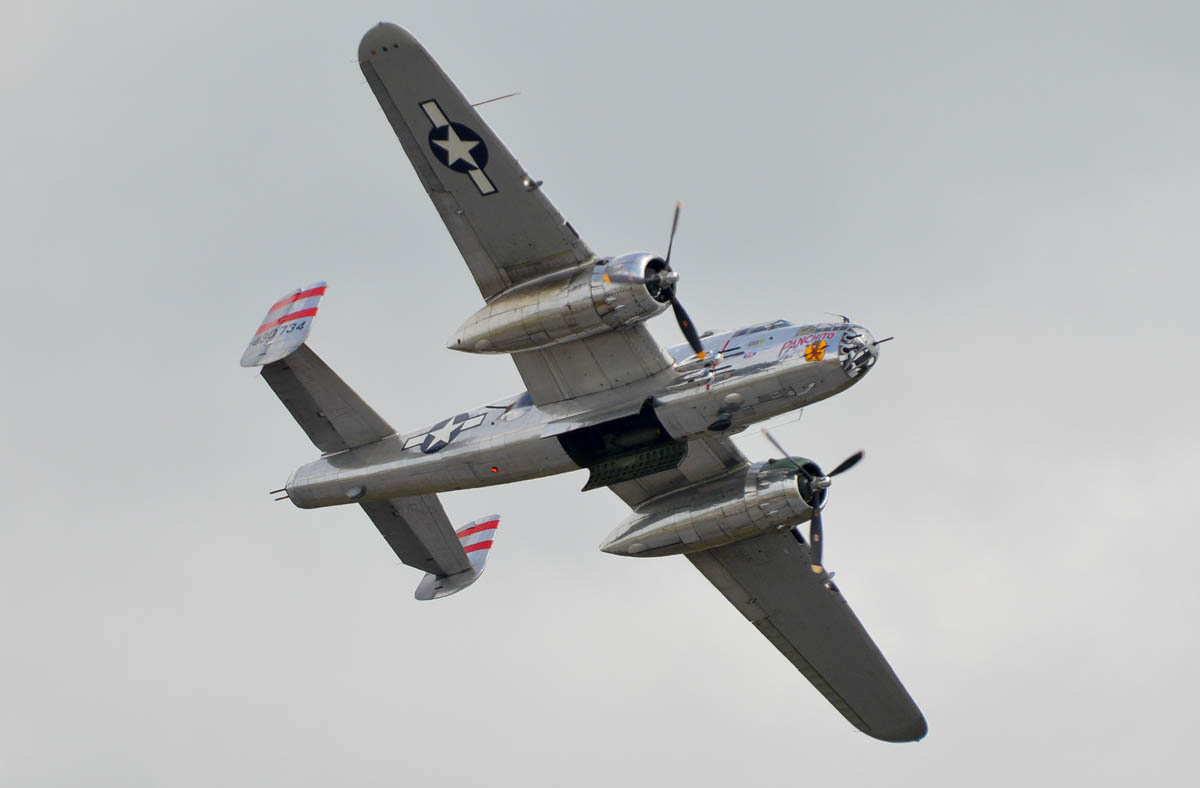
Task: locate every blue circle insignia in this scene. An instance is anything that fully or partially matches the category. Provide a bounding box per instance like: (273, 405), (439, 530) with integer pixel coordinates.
(428, 122), (489, 173)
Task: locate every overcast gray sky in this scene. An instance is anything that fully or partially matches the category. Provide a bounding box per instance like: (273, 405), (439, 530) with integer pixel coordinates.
(3, 1), (1198, 785)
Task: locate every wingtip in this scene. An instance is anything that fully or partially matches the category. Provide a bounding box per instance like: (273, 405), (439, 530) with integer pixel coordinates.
(867, 713), (928, 743)
(358, 22), (421, 62)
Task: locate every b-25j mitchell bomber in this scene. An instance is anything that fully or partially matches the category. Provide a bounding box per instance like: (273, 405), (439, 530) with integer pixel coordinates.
(241, 22), (926, 742)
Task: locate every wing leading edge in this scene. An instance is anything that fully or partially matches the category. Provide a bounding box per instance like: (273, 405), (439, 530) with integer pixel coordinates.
(687, 528), (927, 742)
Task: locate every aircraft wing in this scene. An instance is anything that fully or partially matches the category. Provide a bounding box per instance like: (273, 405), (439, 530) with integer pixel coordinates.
(359, 23), (593, 301)
(359, 23), (675, 406)
(687, 528), (927, 742)
(509, 327), (674, 405)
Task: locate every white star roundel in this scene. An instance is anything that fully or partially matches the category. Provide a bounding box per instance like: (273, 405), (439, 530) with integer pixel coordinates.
(429, 122), (488, 172)
(418, 99), (497, 195)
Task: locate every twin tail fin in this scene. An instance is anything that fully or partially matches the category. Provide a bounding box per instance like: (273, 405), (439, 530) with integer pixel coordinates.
(240, 282), (327, 367)
(415, 515), (500, 600)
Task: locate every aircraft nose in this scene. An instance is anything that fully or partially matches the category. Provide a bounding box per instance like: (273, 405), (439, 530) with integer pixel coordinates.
(839, 325), (878, 379)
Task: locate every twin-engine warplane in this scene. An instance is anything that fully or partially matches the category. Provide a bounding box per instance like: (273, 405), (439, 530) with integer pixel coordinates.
(242, 22), (926, 742)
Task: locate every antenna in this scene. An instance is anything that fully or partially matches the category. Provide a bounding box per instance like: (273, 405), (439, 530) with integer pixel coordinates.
(471, 91), (521, 107)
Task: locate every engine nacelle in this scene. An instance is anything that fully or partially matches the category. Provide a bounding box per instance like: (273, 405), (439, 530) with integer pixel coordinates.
(599, 460), (818, 558)
(446, 253), (672, 354)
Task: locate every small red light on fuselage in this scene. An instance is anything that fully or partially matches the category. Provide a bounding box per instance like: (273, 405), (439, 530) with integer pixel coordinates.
(490, 467), (499, 473)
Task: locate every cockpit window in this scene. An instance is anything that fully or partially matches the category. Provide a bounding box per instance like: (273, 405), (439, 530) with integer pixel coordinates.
(731, 319), (793, 339)
(791, 322), (840, 335)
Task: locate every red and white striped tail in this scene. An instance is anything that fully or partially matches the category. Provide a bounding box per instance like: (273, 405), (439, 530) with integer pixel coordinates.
(240, 281), (327, 367)
(414, 515), (501, 601)
(457, 515), (500, 573)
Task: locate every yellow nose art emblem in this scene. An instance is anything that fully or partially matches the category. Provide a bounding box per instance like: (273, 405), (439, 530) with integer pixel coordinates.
(804, 340), (827, 362)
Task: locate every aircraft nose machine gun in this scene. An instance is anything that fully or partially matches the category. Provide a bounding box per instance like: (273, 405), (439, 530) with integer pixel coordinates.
(839, 327), (879, 379)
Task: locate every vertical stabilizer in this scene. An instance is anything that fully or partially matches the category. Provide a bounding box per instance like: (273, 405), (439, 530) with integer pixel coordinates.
(241, 282), (327, 367)
(414, 515), (501, 600)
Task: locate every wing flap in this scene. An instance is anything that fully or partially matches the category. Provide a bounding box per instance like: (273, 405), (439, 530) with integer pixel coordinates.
(510, 325), (673, 406)
(687, 529), (927, 742)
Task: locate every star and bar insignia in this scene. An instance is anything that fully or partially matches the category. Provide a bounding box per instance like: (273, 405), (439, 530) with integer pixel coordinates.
(420, 100), (497, 195)
(403, 412), (487, 454)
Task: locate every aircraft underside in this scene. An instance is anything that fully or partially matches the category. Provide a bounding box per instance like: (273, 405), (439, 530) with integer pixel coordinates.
(239, 21), (926, 743)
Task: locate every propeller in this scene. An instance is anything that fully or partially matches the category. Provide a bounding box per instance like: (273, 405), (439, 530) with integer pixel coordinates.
(660, 203), (706, 358)
(761, 429), (864, 570)
(671, 296), (704, 358)
(604, 203), (705, 357)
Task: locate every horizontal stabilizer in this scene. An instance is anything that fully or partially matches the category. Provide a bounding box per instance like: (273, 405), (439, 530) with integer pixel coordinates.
(415, 515), (500, 601)
(362, 496), (471, 577)
(360, 498), (500, 601)
(241, 282), (327, 367)
(261, 345), (393, 453)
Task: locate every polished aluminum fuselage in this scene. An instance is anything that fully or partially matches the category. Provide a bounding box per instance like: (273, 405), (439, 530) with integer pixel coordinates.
(286, 321), (877, 509)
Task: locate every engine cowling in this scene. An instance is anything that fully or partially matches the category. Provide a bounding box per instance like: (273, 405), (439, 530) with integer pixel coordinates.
(446, 253), (673, 354)
(599, 459), (821, 558)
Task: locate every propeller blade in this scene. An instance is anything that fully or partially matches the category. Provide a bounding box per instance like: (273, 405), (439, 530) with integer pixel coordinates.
(664, 201), (681, 269)
(829, 450), (864, 476)
(762, 429), (800, 469)
(656, 202), (705, 356)
(809, 506), (824, 566)
(671, 295), (705, 357)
